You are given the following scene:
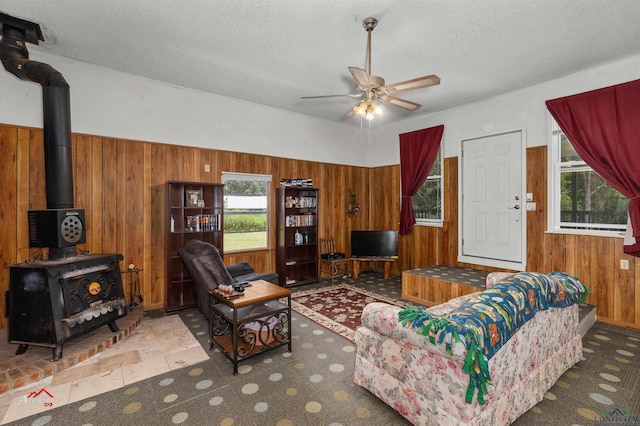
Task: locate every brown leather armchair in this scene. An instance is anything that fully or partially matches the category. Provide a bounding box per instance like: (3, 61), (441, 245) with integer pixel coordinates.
(178, 239), (279, 319)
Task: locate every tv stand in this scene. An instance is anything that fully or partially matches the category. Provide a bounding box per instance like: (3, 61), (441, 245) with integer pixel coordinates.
(350, 257), (396, 280)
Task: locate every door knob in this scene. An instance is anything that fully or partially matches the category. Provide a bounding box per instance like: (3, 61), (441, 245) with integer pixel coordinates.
(509, 205), (520, 210)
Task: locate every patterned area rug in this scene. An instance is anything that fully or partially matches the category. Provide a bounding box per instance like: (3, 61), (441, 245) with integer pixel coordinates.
(290, 283), (406, 342)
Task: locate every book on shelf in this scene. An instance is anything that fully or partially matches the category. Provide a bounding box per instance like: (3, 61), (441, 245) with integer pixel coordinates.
(285, 214), (316, 227)
(285, 196), (317, 209)
(280, 178), (313, 188)
(185, 213), (221, 231)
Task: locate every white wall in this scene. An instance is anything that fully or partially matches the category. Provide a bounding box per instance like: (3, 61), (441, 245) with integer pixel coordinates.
(370, 53), (640, 166)
(3, 50), (639, 168)
(0, 51), (369, 166)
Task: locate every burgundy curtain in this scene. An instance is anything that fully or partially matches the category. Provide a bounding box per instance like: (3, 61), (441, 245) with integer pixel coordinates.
(546, 79), (640, 256)
(399, 125), (445, 235)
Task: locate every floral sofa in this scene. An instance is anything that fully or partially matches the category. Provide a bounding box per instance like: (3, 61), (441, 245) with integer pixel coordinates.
(353, 272), (587, 426)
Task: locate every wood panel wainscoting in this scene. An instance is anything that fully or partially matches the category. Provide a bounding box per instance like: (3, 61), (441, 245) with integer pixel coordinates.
(0, 123), (371, 328)
(401, 270), (483, 307)
(370, 150), (639, 331)
(1, 124), (638, 331)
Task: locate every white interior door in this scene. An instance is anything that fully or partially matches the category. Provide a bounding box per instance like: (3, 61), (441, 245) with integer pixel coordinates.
(458, 129), (526, 270)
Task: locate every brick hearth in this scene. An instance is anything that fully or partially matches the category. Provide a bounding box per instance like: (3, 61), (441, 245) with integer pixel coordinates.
(0, 307), (143, 396)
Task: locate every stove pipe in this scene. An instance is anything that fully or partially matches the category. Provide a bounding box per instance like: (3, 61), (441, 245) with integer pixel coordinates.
(0, 13), (74, 210)
(1, 13), (81, 260)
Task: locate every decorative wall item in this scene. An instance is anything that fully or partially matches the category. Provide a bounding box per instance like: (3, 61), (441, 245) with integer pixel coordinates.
(347, 191), (361, 217)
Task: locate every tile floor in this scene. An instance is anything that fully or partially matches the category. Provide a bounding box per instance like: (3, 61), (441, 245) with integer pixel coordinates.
(0, 308), (144, 396)
(0, 308), (208, 424)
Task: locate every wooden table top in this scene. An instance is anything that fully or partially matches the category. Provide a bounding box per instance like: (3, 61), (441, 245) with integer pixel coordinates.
(210, 280), (291, 308)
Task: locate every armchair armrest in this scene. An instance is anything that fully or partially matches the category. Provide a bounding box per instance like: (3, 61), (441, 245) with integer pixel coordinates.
(226, 261), (255, 278)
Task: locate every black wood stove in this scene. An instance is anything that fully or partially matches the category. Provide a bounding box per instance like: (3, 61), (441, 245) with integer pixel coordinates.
(1, 13), (127, 361)
(8, 254), (127, 361)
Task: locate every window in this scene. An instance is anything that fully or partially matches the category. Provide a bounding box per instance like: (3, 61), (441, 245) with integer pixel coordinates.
(550, 120), (628, 233)
(222, 172), (272, 251)
(413, 147), (443, 224)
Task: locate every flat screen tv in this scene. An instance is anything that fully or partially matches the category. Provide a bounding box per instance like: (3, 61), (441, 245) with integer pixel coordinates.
(351, 230), (398, 258)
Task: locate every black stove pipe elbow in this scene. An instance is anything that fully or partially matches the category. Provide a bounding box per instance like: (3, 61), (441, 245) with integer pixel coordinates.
(0, 19), (74, 210)
(0, 25), (68, 89)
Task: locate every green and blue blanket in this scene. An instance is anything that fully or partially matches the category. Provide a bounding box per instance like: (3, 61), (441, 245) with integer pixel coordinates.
(398, 272), (587, 404)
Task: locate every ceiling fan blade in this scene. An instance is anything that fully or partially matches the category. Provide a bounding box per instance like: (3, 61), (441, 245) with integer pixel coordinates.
(300, 93), (362, 99)
(380, 95), (422, 111)
(348, 67), (372, 90)
(345, 107), (356, 117)
(384, 75), (441, 93)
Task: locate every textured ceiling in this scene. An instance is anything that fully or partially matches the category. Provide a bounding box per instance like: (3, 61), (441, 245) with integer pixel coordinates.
(2, 1), (640, 127)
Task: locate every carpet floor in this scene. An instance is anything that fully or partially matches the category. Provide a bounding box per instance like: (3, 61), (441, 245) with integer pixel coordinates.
(8, 272), (640, 426)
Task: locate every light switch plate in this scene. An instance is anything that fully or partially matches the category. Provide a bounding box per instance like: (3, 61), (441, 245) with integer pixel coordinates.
(526, 202), (536, 211)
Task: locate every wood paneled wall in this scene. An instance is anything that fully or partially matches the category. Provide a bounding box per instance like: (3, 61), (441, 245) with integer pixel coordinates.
(1, 124), (637, 330)
(0, 124), (370, 327)
(368, 146), (639, 330)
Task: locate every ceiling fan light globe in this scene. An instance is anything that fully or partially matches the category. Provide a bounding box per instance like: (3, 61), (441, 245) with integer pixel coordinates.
(374, 105), (382, 114)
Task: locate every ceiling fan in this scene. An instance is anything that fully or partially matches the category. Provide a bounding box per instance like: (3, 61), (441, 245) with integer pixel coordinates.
(301, 17), (440, 120)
